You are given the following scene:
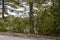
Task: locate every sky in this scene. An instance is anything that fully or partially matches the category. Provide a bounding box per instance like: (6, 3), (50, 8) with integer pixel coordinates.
(0, 2), (30, 18)
(0, 1), (38, 18)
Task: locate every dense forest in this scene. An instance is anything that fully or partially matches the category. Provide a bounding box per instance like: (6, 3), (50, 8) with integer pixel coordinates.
(0, 0), (60, 37)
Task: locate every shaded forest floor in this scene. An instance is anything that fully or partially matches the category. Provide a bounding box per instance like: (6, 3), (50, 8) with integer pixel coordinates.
(0, 32), (60, 40)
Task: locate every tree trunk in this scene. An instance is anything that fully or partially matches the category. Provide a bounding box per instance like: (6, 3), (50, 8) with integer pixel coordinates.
(29, 2), (34, 33)
(2, 0), (4, 19)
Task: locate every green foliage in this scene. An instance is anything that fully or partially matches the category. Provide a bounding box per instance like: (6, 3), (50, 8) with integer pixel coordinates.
(0, 19), (7, 32)
(36, 0), (60, 36)
(0, 16), (30, 33)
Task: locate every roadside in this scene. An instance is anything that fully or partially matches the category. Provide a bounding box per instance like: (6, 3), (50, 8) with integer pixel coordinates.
(0, 32), (60, 40)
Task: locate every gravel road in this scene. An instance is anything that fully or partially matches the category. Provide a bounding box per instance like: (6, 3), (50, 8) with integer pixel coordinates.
(0, 35), (60, 40)
(0, 35), (36, 40)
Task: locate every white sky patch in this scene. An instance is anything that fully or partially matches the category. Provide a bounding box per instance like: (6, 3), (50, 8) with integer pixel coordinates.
(7, 9), (28, 18)
(26, 10), (29, 13)
(33, 7), (38, 10)
(42, 4), (47, 6)
(22, 2), (29, 7)
(33, 14), (37, 16)
(19, 13), (22, 15)
(4, 14), (8, 17)
(16, 7), (24, 11)
(6, 5), (24, 11)
(7, 10), (17, 15)
(8, 2), (14, 5)
(26, 6), (29, 11)
(42, 1), (53, 6)
(6, 5), (16, 10)
(7, 10), (15, 15)
(22, 2), (27, 5)
(47, 1), (53, 6)
(0, 14), (8, 18)
(0, 1), (39, 18)
(21, 14), (29, 18)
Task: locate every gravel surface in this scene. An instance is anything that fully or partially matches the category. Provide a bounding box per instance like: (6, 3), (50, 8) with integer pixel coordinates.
(0, 35), (36, 40)
(0, 32), (60, 40)
(0, 35), (60, 40)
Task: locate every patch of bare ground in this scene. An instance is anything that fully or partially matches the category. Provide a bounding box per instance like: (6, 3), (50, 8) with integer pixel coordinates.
(0, 32), (60, 40)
